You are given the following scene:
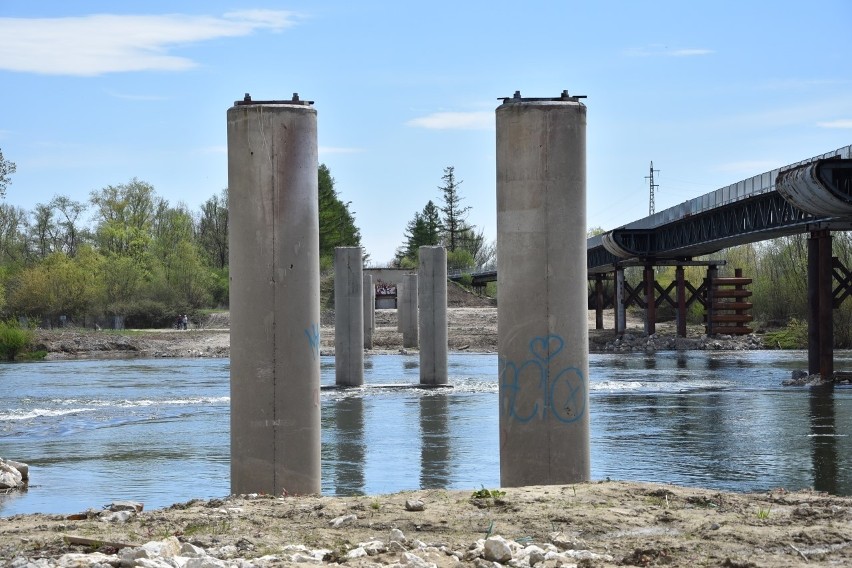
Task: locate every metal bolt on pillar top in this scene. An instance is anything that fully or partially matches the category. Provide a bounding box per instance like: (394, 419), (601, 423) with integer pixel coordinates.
(228, 96), (321, 496)
(496, 91), (590, 486)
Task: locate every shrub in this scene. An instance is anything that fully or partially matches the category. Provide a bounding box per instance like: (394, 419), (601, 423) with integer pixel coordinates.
(763, 318), (808, 349)
(109, 299), (173, 329)
(0, 320), (33, 361)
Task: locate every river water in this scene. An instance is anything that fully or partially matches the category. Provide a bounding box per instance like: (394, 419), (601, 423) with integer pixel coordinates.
(1, 351), (851, 516)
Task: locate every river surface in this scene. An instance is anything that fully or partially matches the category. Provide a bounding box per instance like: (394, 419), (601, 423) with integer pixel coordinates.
(1, 351), (851, 516)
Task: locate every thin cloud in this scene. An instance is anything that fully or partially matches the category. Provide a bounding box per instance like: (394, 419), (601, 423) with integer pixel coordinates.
(406, 111), (492, 130)
(0, 11), (301, 76)
(817, 119), (852, 129)
(624, 45), (714, 57)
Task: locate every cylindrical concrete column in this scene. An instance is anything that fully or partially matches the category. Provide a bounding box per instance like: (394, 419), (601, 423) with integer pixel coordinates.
(496, 91), (590, 487)
(335, 247), (364, 386)
(363, 273), (374, 349)
(396, 282), (405, 332)
(419, 246), (448, 385)
(228, 94), (320, 495)
(403, 273), (419, 349)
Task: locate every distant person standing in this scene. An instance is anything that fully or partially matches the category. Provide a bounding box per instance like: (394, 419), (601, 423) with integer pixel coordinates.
(182, 314), (188, 330)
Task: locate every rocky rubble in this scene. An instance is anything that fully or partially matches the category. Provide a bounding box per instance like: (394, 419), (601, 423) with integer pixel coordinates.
(603, 331), (764, 353)
(7, 529), (613, 568)
(0, 458), (28, 491)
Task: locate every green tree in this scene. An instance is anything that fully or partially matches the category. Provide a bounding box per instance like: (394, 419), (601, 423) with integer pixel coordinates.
(0, 147), (16, 198)
(0, 204), (29, 265)
(50, 196), (89, 257)
(30, 203), (59, 260)
(90, 178), (162, 259)
(438, 166), (471, 252)
(318, 164), (361, 261)
(197, 189), (228, 269)
(395, 200), (443, 265)
(9, 247), (103, 323)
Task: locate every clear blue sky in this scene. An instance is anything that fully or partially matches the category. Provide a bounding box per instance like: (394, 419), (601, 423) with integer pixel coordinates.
(1, 1), (850, 265)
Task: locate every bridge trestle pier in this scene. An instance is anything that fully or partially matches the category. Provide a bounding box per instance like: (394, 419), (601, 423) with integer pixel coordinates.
(590, 260), (727, 338)
(809, 229), (835, 378)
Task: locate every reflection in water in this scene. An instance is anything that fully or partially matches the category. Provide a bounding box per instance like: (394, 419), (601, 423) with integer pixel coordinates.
(809, 385), (838, 494)
(329, 396), (365, 495)
(404, 360), (419, 371)
(419, 394), (450, 488)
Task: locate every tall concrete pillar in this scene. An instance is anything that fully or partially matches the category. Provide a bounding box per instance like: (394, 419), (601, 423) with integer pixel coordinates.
(396, 282), (405, 332)
(363, 273), (374, 349)
(227, 94), (320, 495)
(419, 246), (448, 384)
(496, 90), (590, 487)
(335, 247), (364, 386)
(403, 273), (419, 349)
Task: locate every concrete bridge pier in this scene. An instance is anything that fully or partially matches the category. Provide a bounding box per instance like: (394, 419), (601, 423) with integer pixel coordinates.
(402, 274), (419, 349)
(808, 229), (834, 378)
(396, 282), (405, 332)
(227, 94), (321, 496)
(335, 247), (364, 386)
(418, 246), (448, 385)
(496, 91), (590, 487)
(363, 273), (374, 349)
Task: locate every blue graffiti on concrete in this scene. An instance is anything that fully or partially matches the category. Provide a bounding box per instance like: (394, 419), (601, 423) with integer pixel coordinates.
(304, 323), (320, 360)
(500, 334), (586, 424)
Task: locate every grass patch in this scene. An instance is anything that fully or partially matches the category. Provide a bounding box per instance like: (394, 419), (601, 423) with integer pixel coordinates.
(471, 486), (506, 500)
(763, 318), (807, 349)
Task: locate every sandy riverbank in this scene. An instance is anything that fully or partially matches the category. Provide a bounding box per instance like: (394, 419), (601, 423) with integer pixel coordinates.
(32, 307), (762, 360)
(2, 481), (851, 566)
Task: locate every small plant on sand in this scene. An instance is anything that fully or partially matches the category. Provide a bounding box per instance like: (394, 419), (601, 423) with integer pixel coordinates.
(370, 499), (381, 511)
(471, 486), (506, 500)
(757, 505), (772, 520)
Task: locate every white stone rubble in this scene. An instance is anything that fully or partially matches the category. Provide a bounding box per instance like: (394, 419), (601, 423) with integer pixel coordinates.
(7, 526), (616, 567)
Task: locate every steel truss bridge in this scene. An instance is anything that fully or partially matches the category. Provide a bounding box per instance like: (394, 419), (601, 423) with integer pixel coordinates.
(452, 144), (852, 377)
(588, 145), (852, 272)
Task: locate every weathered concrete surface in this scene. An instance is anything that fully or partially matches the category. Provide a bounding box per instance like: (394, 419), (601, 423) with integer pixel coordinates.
(418, 246), (448, 385)
(496, 94), (590, 487)
(402, 274), (419, 349)
(363, 273), (374, 349)
(227, 100), (321, 496)
(335, 247), (364, 386)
